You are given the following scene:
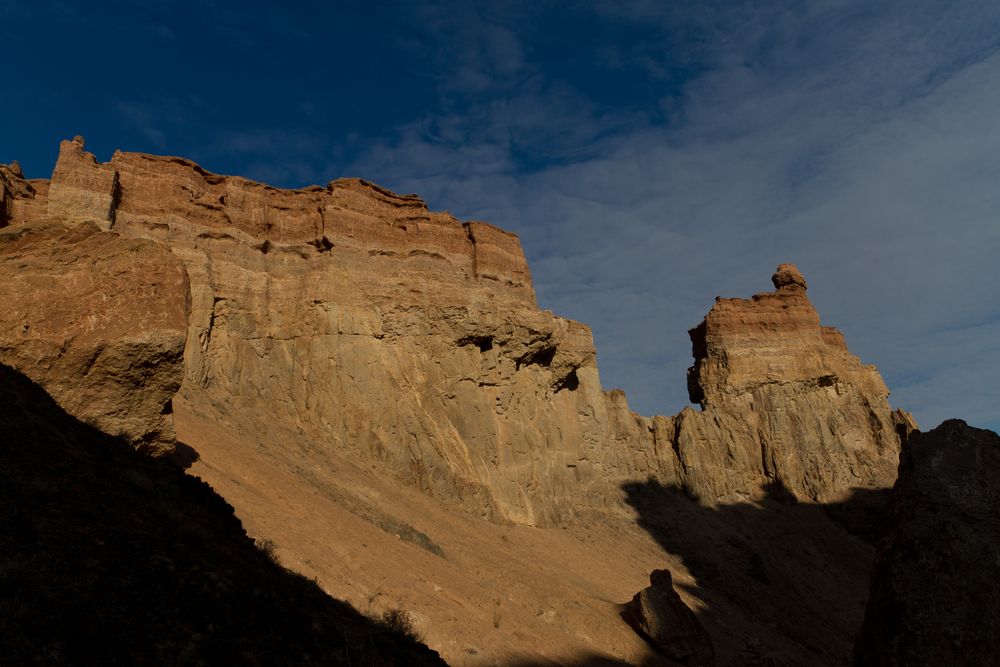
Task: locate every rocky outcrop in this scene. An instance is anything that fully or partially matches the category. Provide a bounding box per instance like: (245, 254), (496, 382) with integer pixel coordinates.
(1, 138), (912, 524)
(10, 138), (643, 525)
(0, 160), (48, 228)
(676, 263), (916, 503)
(854, 420), (1000, 666)
(0, 216), (187, 453)
(2, 138), (925, 665)
(622, 568), (715, 666)
(48, 136), (121, 229)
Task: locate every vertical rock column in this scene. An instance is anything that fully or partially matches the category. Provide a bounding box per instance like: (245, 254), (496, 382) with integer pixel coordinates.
(673, 264), (914, 503)
(47, 136), (120, 229)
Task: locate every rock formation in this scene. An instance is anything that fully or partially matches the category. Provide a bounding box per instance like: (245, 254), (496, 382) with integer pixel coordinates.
(0, 138), (913, 525)
(854, 419), (1000, 665)
(678, 262), (917, 503)
(0, 160), (49, 228)
(0, 180), (187, 452)
(622, 568), (715, 666)
(1, 138), (925, 664)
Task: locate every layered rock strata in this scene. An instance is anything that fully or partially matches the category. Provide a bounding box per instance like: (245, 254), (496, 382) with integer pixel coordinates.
(854, 420), (1000, 665)
(1, 160), (49, 227)
(1, 138), (912, 525)
(678, 263), (916, 503)
(0, 183), (187, 452)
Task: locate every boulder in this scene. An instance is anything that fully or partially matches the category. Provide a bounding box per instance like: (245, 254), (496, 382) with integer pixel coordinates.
(622, 568), (715, 666)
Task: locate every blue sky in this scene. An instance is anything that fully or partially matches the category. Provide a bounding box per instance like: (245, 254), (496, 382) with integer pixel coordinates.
(3, 1), (999, 431)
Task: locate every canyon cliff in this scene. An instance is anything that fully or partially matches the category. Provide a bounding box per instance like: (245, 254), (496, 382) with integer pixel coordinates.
(1, 137), (911, 522)
(0, 138), (917, 664)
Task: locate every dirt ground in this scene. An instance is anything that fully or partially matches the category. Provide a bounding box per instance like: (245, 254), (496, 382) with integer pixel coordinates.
(176, 394), (876, 666)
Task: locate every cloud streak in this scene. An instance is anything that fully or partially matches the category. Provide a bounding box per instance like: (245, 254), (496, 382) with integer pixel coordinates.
(7, 1), (996, 430)
(347, 0), (1000, 430)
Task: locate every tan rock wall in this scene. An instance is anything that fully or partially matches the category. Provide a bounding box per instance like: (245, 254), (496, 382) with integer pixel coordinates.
(0, 219), (188, 452)
(48, 137), (120, 229)
(679, 265), (912, 502)
(0, 163), (48, 227)
(3, 138), (914, 525)
(63, 138), (616, 524)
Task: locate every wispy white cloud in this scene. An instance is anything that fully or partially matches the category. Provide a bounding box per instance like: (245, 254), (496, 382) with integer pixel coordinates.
(346, 0), (1000, 431)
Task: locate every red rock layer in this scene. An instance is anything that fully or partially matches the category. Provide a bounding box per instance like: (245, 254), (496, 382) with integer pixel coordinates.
(43, 137), (534, 302)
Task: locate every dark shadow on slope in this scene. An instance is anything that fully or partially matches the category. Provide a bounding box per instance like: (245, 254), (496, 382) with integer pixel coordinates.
(166, 439), (200, 469)
(619, 479), (891, 666)
(502, 481), (894, 667)
(820, 486), (892, 547)
(505, 652), (668, 667)
(0, 362), (444, 666)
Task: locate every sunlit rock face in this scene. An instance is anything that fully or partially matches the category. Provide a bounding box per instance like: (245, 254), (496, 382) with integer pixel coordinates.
(0, 138), (913, 524)
(10, 138), (660, 526)
(677, 262), (917, 503)
(0, 160), (187, 453)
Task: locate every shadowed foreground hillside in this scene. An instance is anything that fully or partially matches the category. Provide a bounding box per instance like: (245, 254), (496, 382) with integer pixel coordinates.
(0, 363), (444, 666)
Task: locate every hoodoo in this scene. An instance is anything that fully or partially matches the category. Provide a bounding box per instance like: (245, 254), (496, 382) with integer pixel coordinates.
(678, 261), (916, 503)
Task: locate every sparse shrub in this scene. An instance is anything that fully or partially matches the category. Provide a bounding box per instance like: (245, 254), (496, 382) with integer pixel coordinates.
(255, 537), (280, 564)
(376, 607), (422, 642)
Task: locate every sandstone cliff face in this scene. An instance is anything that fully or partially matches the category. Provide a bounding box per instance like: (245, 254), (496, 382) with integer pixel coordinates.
(13, 138), (652, 525)
(1, 138), (911, 524)
(675, 263), (916, 503)
(854, 419), (1000, 666)
(1, 161), (49, 227)
(0, 164), (187, 452)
